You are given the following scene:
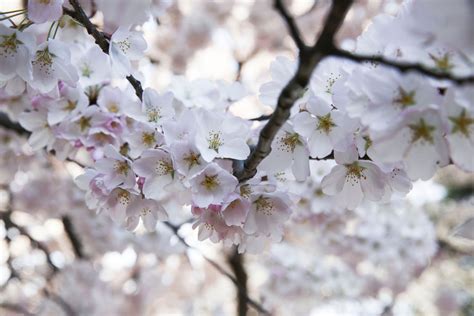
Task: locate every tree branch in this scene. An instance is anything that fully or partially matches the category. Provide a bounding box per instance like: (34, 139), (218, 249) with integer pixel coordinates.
(65, 0), (144, 100)
(227, 249), (248, 316)
(0, 113), (28, 135)
(331, 48), (474, 85)
(274, 0), (307, 50)
(61, 216), (87, 259)
(1, 211), (58, 273)
(235, 0), (354, 182)
(163, 222), (270, 315)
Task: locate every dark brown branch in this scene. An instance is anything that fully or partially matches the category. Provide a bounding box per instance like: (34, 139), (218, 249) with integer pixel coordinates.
(0, 113), (28, 135)
(61, 216), (87, 259)
(65, 1), (144, 100)
(227, 249), (248, 316)
(331, 48), (474, 85)
(274, 0), (307, 50)
(250, 114), (272, 121)
(163, 222), (270, 315)
(235, 0), (354, 182)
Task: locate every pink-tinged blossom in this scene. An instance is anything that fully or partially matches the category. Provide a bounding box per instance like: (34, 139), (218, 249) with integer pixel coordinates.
(75, 169), (108, 209)
(132, 148), (176, 200)
(100, 188), (136, 223)
(162, 109), (196, 144)
(75, 45), (111, 87)
(194, 110), (250, 162)
(369, 109), (450, 180)
(321, 148), (388, 210)
(0, 25), (35, 82)
(28, 0), (64, 24)
(189, 163), (238, 208)
(124, 122), (164, 159)
(126, 197), (168, 232)
(259, 124), (309, 181)
(243, 191), (291, 239)
(192, 205), (228, 242)
(221, 194), (251, 226)
(94, 145), (136, 190)
(18, 109), (55, 150)
(29, 40), (78, 94)
(97, 86), (131, 115)
(109, 27), (147, 76)
(47, 85), (88, 125)
(125, 88), (175, 126)
(169, 141), (206, 179)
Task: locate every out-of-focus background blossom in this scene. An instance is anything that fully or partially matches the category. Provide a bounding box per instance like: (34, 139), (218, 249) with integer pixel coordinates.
(1, 0), (473, 315)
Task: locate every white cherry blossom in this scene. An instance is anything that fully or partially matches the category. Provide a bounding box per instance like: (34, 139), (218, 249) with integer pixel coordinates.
(321, 148), (388, 210)
(194, 110), (250, 162)
(189, 163), (238, 208)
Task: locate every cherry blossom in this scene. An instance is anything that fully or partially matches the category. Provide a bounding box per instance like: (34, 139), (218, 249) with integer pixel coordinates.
(259, 124), (309, 181)
(132, 148), (176, 200)
(189, 163), (238, 208)
(321, 148), (388, 210)
(27, 0), (64, 24)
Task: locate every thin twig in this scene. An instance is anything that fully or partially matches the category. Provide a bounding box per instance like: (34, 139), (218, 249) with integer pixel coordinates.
(65, 0), (144, 100)
(163, 222), (270, 315)
(1, 211), (58, 273)
(331, 48), (474, 85)
(274, 0), (307, 50)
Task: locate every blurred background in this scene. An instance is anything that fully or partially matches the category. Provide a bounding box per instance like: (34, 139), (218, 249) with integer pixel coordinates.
(0, 0), (473, 315)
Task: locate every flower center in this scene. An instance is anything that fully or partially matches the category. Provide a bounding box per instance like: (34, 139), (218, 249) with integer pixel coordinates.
(141, 132), (156, 146)
(81, 64), (93, 78)
(155, 159), (174, 176)
(393, 87), (416, 108)
(146, 107), (161, 123)
(117, 39), (131, 54)
(117, 189), (131, 206)
(278, 132), (301, 153)
(429, 52), (454, 72)
(33, 48), (54, 74)
(449, 109), (473, 138)
(239, 184), (251, 198)
(64, 100), (77, 111)
(316, 113), (336, 134)
(325, 72), (341, 94)
(114, 161), (130, 176)
(108, 102), (119, 113)
(77, 116), (91, 131)
(207, 131), (223, 152)
(254, 196), (273, 215)
(0, 33), (21, 57)
(201, 174), (219, 191)
(183, 151), (201, 170)
(408, 118), (436, 143)
(345, 162), (366, 184)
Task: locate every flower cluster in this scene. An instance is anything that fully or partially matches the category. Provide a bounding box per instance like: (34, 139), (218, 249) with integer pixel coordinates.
(0, 0), (472, 253)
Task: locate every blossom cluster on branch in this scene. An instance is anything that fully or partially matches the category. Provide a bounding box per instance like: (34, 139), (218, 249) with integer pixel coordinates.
(0, 0), (472, 255)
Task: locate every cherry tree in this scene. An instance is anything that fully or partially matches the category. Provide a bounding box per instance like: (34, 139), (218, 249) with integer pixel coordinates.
(0, 0), (473, 315)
